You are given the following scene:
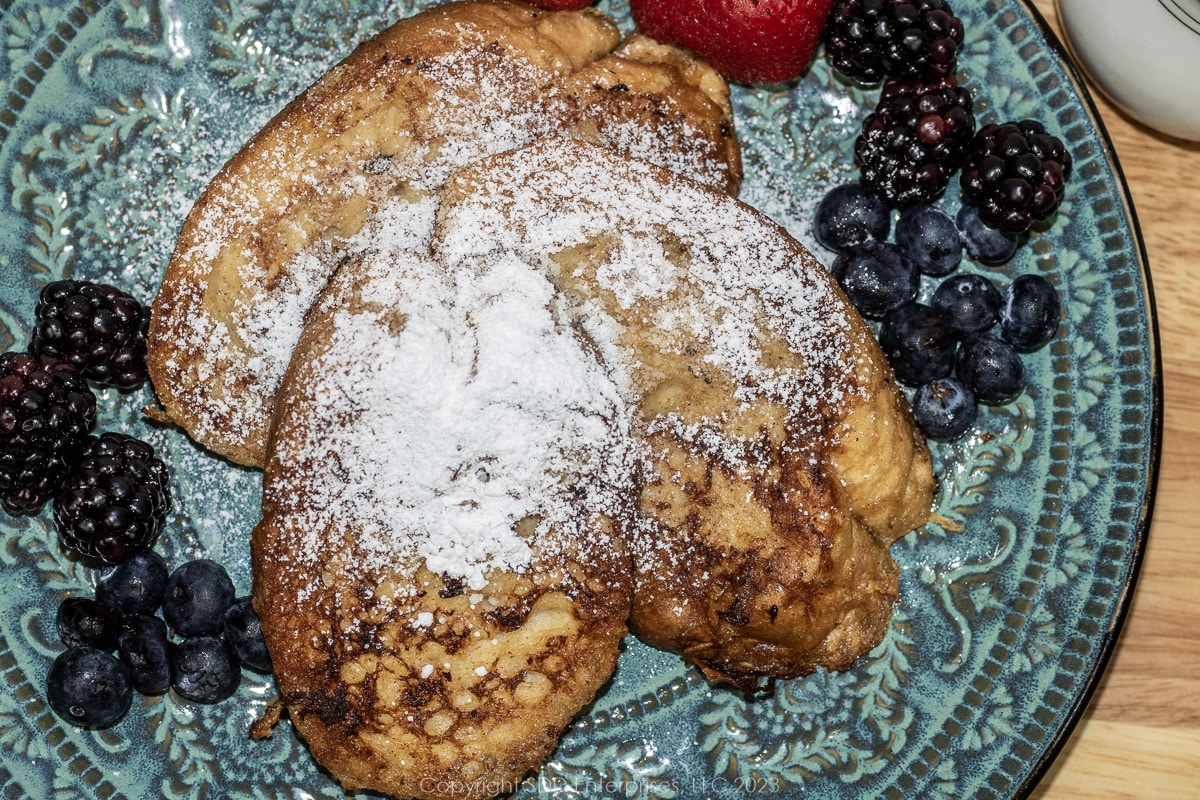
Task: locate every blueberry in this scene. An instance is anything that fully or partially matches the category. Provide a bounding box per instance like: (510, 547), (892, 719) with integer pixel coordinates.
(830, 241), (919, 319)
(957, 204), (1020, 264)
(814, 183), (891, 252)
(931, 273), (1003, 338)
(895, 204), (963, 276)
(171, 635), (240, 704)
(955, 333), (1026, 404)
(56, 597), (122, 651)
(878, 303), (957, 386)
(1001, 274), (1061, 351)
(911, 378), (978, 441)
(46, 645), (133, 728)
(117, 613), (172, 695)
(162, 559), (235, 637)
(95, 549), (169, 617)
(223, 597), (272, 673)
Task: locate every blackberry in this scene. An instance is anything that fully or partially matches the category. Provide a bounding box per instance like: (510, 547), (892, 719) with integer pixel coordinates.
(0, 353), (97, 514)
(824, 0), (965, 84)
(53, 432), (170, 565)
(31, 280), (149, 389)
(855, 75), (975, 207)
(960, 119), (1072, 233)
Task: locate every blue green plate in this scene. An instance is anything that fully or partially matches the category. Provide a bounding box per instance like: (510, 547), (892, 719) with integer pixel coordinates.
(0, 1), (1159, 798)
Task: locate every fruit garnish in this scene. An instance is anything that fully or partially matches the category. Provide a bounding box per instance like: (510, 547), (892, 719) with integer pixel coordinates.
(49, 553), (274, 724)
(162, 558), (236, 637)
(816, 180), (1063, 442)
(46, 646), (133, 728)
(930, 273), (1002, 338)
(0, 352), (97, 514)
(830, 240), (920, 318)
(855, 74), (975, 206)
(118, 613), (172, 695)
(878, 302), (957, 386)
(955, 203), (1019, 264)
(814, 182), (891, 251)
(1001, 274), (1062, 351)
(954, 332), (1026, 404)
(56, 597), (123, 651)
(224, 597), (273, 673)
(910, 377), (976, 441)
(894, 203), (962, 275)
(172, 635), (241, 704)
(53, 432), (171, 565)
(31, 280), (149, 390)
(960, 119), (1072, 233)
(96, 549), (170, 616)
(630, 0), (835, 84)
(824, 0), (964, 84)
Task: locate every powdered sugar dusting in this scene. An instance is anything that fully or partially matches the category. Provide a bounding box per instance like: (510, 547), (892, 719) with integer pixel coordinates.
(581, 113), (731, 193)
(241, 195), (439, 391)
(151, 13), (739, 463)
(158, 41), (562, 452)
(437, 141), (861, 419)
(262, 138), (882, 606)
(271, 240), (634, 593)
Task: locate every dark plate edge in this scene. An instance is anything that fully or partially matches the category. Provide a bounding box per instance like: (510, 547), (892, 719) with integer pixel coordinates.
(1013, 1), (1164, 797)
(0, 1), (1166, 796)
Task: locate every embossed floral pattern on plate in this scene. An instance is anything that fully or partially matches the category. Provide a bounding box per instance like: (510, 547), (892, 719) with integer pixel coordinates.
(0, 1), (1158, 798)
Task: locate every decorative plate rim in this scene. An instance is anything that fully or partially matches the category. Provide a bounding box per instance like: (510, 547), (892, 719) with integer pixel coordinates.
(1008, 1), (1162, 796)
(0, 1), (1163, 798)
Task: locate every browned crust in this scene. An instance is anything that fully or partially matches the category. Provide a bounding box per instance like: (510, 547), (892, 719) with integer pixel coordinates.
(556, 33), (742, 195)
(434, 139), (937, 691)
(146, 0), (740, 468)
(253, 256), (633, 800)
(253, 137), (935, 797)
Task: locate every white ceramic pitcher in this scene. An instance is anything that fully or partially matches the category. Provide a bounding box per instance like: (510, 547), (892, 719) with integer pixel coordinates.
(1055, 0), (1200, 140)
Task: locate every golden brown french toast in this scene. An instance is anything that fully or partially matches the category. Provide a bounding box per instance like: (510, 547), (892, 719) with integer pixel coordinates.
(434, 139), (937, 690)
(146, 0), (740, 468)
(253, 137), (934, 797)
(253, 241), (636, 799)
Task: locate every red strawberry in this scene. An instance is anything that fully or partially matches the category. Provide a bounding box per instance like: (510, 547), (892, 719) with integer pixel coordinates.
(631, 0), (835, 84)
(522, 0), (595, 9)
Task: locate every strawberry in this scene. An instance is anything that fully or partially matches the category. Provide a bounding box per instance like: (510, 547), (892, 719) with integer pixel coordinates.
(630, 0), (835, 84)
(522, 0), (595, 9)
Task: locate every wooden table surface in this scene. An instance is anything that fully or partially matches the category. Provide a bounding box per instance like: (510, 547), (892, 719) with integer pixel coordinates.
(1024, 2), (1200, 798)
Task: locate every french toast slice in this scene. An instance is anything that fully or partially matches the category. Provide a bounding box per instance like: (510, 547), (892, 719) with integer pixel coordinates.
(146, 0), (740, 468)
(434, 139), (937, 689)
(252, 239), (635, 799)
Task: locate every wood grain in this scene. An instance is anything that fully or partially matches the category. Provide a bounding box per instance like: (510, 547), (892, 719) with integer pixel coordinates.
(1026, 1), (1200, 797)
